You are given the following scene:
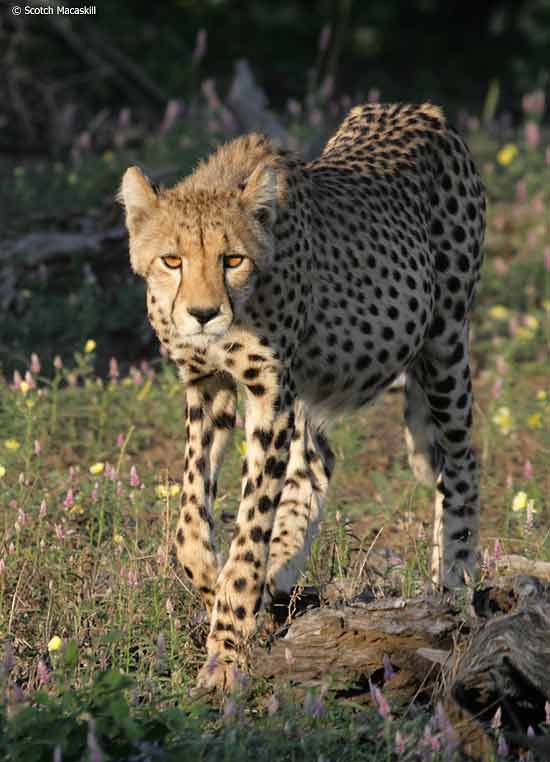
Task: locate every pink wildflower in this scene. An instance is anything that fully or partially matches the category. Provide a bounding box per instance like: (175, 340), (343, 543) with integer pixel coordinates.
(116, 433), (125, 447)
(0, 559), (5, 575)
(53, 355), (63, 370)
(493, 538), (503, 563)
(523, 460), (534, 480)
(318, 24), (331, 52)
(12, 370), (22, 389)
(63, 489), (74, 509)
(129, 465), (141, 488)
(267, 694), (280, 715)
(192, 29), (207, 64)
(34, 440), (42, 456)
(87, 717), (103, 762)
(370, 681), (392, 721)
(24, 371), (36, 389)
(545, 700), (550, 724)
(395, 730), (406, 755)
(544, 247), (550, 272)
(91, 484), (99, 504)
(525, 121), (541, 148)
(383, 653), (395, 681)
(109, 357), (119, 380)
(55, 524), (65, 541)
(30, 353), (41, 374)
(37, 658), (50, 684)
(496, 734), (508, 756)
(39, 500), (47, 518)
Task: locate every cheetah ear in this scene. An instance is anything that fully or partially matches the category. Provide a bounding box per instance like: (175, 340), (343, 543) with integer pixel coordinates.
(239, 164), (278, 227)
(118, 167), (158, 236)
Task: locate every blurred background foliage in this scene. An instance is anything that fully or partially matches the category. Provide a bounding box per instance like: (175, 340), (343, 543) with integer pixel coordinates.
(2, 0), (550, 158)
(0, 0), (548, 377)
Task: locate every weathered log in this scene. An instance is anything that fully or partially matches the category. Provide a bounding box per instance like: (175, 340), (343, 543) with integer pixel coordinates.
(451, 602), (550, 727)
(256, 594), (457, 700)
(256, 578), (550, 757)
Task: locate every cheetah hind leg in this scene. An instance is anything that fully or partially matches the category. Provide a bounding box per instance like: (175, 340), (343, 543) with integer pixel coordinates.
(404, 366), (443, 487)
(404, 364), (447, 587)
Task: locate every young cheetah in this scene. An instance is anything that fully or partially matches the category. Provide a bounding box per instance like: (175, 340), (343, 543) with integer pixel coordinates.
(120, 102), (485, 691)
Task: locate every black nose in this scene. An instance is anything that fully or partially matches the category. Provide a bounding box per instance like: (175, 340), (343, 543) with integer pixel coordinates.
(188, 306), (220, 325)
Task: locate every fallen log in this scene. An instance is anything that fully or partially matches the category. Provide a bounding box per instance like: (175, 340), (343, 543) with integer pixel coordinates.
(255, 574), (550, 756)
(256, 594), (457, 700)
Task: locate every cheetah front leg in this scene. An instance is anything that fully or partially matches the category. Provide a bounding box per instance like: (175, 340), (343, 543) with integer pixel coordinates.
(196, 368), (295, 691)
(175, 374), (237, 614)
(267, 406), (334, 597)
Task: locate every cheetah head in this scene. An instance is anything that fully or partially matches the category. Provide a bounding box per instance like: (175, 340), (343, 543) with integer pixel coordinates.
(119, 160), (280, 347)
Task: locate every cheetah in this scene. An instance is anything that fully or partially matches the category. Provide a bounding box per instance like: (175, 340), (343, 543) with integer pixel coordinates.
(119, 102), (486, 691)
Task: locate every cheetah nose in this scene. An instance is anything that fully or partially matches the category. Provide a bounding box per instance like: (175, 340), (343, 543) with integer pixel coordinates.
(187, 306), (221, 325)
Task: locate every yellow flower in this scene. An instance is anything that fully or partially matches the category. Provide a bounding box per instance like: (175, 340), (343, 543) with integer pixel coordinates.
(497, 144), (518, 166)
(26, 399), (35, 410)
(492, 407), (513, 435)
(19, 381), (29, 395)
(516, 326), (535, 341)
(536, 390), (547, 401)
(512, 491), (528, 512)
(113, 533), (124, 546)
(4, 439), (20, 451)
(526, 413), (542, 429)
(512, 492), (528, 512)
(67, 172), (78, 186)
(0, 465), (6, 479)
(489, 305), (510, 320)
(89, 462), (105, 475)
(84, 339), (96, 353)
(70, 504), (84, 515)
(237, 440), (247, 457)
(524, 315), (539, 331)
(48, 635), (63, 652)
(102, 150), (114, 163)
(543, 300), (550, 313)
(13, 166), (25, 177)
(155, 483), (181, 498)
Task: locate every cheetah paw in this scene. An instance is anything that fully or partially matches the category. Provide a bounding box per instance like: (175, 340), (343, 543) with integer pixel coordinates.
(193, 655), (248, 694)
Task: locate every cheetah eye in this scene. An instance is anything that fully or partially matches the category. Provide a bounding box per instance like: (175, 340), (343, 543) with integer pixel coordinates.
(224, 255), (244, 269)
(161, 255), (182, 269)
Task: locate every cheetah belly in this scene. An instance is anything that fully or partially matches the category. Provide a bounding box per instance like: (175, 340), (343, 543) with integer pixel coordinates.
(293, 279), (432, 421)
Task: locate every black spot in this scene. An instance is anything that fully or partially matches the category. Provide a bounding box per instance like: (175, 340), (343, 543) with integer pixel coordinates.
(176, 528), (185, 544)
(430, 219), (444, 236)
(234, 577), (247, 591)
(356, 355), (371, 371)
(250, 526), (263, 542)
(258, 496), (272, 513)
(248, 384), (266, 396)
(235, 606), (247, 620)
(183, 565), (193, 579)
(447, 428), (466, 443)
(254, 429), (273, 450)
(435, 252), (449, 272)
(213, 413), (236, 429)
(189, 406), (203, 422)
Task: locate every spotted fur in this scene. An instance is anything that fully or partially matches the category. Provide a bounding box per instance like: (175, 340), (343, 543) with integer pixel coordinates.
(120, 102), (486, 690)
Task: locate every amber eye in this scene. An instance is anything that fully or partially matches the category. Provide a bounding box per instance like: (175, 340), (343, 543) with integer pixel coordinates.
(161, 255), (181, 269)
(224, 255), (244, 269)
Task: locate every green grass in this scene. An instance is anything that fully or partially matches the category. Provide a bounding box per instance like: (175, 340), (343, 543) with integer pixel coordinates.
(0, 116), (549, 760)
